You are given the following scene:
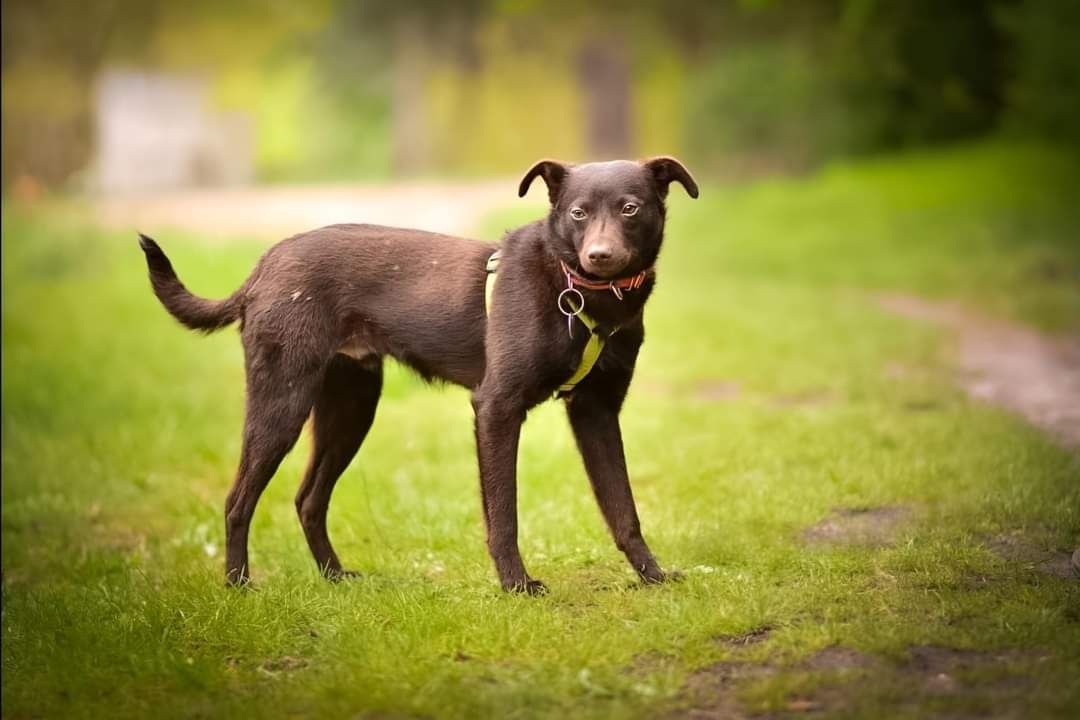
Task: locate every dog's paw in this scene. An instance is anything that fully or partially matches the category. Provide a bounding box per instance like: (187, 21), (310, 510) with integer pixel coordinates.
(639, 567), (683, 586)
(661, 569), (685, 583)
(503, 577), (549, 596)
(224, 575), (256, 591)
(325, 568), (362, 583)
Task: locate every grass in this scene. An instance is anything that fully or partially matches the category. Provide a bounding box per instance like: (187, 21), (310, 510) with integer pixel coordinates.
(3, 140), (1079, 719)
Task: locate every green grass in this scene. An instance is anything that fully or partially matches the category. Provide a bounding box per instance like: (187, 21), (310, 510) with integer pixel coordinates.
(3, 141), (1079, 719)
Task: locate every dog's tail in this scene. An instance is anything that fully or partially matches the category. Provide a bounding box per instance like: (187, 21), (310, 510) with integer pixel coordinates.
(138, 233), (243, 333)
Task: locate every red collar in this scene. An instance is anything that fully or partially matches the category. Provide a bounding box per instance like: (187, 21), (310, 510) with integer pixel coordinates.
(559, 260), (652, 299)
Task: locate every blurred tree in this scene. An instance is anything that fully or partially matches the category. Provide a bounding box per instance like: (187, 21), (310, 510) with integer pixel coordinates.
(1, 0), (332, 189)
(142, 0), (334, 182)
(4, 0), (1078, 190)
(998, 0), (1080, 146)
(676, 0), (1028, 174)
(1, 0), (161, 189)
(319, 0), (488, 175)
(832, 0), (1007, 148)
(577, 35), (633, 159)
(675, 1), (841, 174)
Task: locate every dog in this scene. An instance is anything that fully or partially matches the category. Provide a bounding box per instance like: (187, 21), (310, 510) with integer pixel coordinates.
(139, 156), (698, 593)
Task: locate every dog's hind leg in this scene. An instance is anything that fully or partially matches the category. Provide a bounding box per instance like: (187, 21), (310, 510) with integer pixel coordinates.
(224, 344), (325, 586)
(295, 353), (382, 580)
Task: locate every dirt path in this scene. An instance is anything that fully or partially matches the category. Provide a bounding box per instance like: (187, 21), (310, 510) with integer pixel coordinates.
(96, 180), (536, 240)
(879, 293), (1080, 450)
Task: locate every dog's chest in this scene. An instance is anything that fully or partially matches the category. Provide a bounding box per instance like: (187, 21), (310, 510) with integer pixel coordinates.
(338, 338), (377, 363)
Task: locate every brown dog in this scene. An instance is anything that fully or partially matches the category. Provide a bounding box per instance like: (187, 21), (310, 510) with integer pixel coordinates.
(139, 157), (698, 593)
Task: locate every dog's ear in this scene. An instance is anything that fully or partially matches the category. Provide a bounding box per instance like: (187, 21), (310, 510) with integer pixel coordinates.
(642, 156), (699, 199)
(518, 160), (570, 204)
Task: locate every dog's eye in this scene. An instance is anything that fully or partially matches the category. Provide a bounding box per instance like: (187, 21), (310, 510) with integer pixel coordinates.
(621, 203), (639, 217)
(570, 207), (587, 221)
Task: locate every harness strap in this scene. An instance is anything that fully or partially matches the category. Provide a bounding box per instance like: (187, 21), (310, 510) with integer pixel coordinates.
(485, 250), (605, 397)
(484, 252), (499, 312)
(556, 292), (605, 394)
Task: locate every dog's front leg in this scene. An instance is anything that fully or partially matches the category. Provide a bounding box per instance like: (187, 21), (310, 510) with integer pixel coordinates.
(472, 391), (546, 595)
(566, 392), (667, 584)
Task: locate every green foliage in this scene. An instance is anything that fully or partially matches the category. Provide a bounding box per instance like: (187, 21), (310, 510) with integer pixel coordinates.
(685, 42), (845, 172)
(5, 0), (1080, 185)
(998, 0), (1080, 145)
(683, 0), (1016, 173)
(832, 0), (1004, 147)
(3, 142), (1079, 717)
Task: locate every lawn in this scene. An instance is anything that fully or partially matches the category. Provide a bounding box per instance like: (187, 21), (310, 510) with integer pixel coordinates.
(3, 141), (1078, 719)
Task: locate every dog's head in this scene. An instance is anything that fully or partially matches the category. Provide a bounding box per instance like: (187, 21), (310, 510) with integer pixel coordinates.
(518, 157), (698, 279)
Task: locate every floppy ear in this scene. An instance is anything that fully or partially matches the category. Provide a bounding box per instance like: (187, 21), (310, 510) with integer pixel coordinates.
(643, 156), (699, 199)
(518, 159), (570, 204)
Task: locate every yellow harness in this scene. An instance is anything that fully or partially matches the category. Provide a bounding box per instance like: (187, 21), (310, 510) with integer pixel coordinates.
(485, 251), (605, 396)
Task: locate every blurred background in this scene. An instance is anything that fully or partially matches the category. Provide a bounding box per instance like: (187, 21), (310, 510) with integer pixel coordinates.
(3, 0), (1078, 197)
(4, 3), (1080, 717)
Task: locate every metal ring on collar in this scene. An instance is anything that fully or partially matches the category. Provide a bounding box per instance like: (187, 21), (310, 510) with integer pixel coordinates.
(557, 287), (585, 317)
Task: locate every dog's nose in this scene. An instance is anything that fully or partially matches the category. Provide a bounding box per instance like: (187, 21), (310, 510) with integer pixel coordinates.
(587, 246), (613, 263)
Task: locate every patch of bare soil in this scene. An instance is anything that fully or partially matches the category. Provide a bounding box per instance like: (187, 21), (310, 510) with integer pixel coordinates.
(661, 631), (771, 718)
(638, 379), (742, 401)
(773, 646), (1037, 718)
(714, 626), (773, 649)
(987, 532), (1079, 580)
(675, 645), (1036, 718)
(259, 656), (309, 674)
(677, 661), (776, 720)
(901, 645), (1037, 705)
(878, 293), (1080, 450)
(694, 380), (743, 401)
(671, 646), (875, 719)
(801, 506), (912, 547)
(801, 646), (878, 672)
(905, 644), (1006, 676)
(767, 648), (880, 714)
(625, 650), (679, 679)
(769, 389), (834, 408)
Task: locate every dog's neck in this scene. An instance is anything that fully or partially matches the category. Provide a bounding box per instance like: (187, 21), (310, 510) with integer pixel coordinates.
(558, 260), (653, 298)
(541, 245), (655, 333)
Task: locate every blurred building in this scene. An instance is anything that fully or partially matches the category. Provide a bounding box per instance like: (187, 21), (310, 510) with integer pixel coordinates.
(94, 70), (253, 194)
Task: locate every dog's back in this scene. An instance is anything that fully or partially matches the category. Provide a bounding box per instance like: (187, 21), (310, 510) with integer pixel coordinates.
(142, 224), (496, 387)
